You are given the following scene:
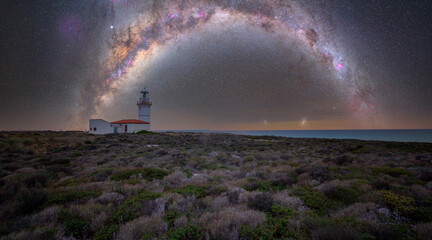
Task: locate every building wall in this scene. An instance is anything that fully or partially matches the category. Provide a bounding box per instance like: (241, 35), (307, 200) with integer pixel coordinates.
(89, 119), (111, 134)
(128, 123), (150, 133)
(111, 123), (150, 133)
(138, 105), (151, 123)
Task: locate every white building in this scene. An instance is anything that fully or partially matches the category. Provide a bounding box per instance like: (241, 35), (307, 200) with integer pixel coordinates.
(89, 88), (152, 134)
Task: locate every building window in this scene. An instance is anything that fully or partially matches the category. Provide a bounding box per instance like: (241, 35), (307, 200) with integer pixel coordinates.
(94, 127), (97, 131)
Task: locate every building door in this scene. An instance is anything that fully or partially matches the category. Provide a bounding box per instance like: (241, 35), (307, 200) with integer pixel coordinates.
(124, 125), (128, 133)
(113, 127), (118, 133)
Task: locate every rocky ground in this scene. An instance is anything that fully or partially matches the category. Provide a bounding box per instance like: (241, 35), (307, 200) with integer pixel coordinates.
(0, 131), (432, 240)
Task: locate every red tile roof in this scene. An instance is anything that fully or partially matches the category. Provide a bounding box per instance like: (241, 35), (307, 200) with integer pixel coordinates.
(110, 119), (149, 124)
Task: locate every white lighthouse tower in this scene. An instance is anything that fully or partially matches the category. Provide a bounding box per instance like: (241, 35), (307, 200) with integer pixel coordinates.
(137, 88), (152, 124)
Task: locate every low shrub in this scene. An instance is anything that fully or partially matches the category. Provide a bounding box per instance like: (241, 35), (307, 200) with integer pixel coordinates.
(117, 215), (168, 240)
(381, 190), (416, 215)
(333, 202), (377, 221)
(22, 172), (50, 187)
(372, 167), (412, 177)
(239, 217), (298, 240)
(309, 166), (332, 183)
(95, 192), (125, 206)
(243, 179), (286, 192)
(415, 223), (432, 240)
(419, 170), (432, 181)
(269, 205), (293, 218)
(0, 226), (58, 240)
(323, 186), (363, 205)
(199, 208), (266, 240)
(55, 178), (87, 187)
(240, 202), (297, 239)
(91, 168), (113, 181)
(59, 210), (91, 239)
(247, 193), (274, 212)
(163, 171), (188, 187)
(173, 184), (227, 198)
(371, 178), (391, 190)
(333, 155), (354, 165)
(227, 188), (242, 204)
(311, 225), (360, 240)
(168, 224), (204, 240)
(291, 187), (331, 215)
(164, 210), (182, 228)
(13, 185), (47, 216)
(270, 171), (296, 186)
(111, 168), (168, 181)
(331, 167), (371, 181)
(409, 206), (432, 222)
(47, 189), (101, 205)
(94, 224), (120, 240)
(109, 191), (161, 224)
(136, 130), (157, 135)
(364, 223), (417, 240)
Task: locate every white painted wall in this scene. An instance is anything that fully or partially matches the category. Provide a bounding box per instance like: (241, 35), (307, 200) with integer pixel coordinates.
(89, 119), (111, 134)
(127, 123), (150, 133)
(138, 105), (151, 123)
(111, 123), (150, 133)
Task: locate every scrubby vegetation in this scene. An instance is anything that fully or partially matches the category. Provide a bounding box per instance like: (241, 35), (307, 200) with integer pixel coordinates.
(0, 131), (432, 239)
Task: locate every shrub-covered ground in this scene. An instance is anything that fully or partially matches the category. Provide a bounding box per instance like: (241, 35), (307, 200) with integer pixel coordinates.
(1, 131), (432, 240)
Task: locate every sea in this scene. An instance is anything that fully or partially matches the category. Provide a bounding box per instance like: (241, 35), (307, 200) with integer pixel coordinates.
(159, 129), (432, 143)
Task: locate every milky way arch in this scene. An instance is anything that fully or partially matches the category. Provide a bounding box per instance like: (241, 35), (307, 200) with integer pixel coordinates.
(82, 0), (376, 127)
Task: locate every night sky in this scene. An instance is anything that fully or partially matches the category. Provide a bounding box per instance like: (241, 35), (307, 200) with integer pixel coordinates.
(1, 0), (431, 131)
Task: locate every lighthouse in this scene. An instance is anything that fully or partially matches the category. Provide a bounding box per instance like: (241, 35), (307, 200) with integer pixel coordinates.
(89, 88), (151, 134)
(137, 88), (152, 123)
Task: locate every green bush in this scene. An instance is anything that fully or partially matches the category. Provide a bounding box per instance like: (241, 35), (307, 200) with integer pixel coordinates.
(333, 155), (354, 165)
(111, 168), (168, 181)
(37, 226), (58, 240)
(381, 190), (416, 214)
(136, 130), (157, 135)
(365, 223), (417, 240)
(55, 178), (87, 187)
(173, 184), (227, 198)
(94, 224), (120, 240)
(323, 186), (363, 205)
(247, 193), (274, 212)
(59, 210), (91, 239)
(372, 167), (412, 177)
(164, 210), (182, 228)
(311, 225), (360, 240)
(69, 152), (83, 158)
(168, 224), (204, 240)
(240, 204), (296, 239)
(239, 217), (298, 240)
(331, 167), (370, 181)
(13, 185), (47, 216)
(22, 172), (50, 187)
(371, 178), (391, 190)
(109, 191), (161, 224)
(291, 187), (331, 215)
(409, 206), (432, 222)
(47, 189), (101, 205)
(270, 205), (293, 218)
(90, 168), (113, 181)
(243, 179), (286, 192)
